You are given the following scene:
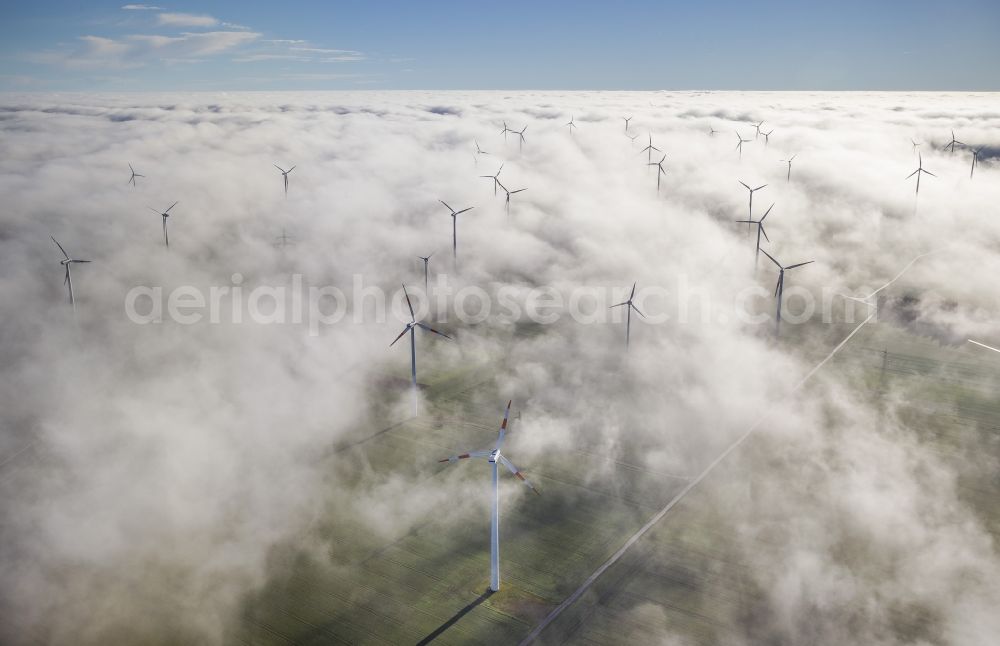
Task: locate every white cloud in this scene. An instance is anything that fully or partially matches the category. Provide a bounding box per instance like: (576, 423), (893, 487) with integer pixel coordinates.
(0, 92), (998, 645)
(121, 3), (162, 9)
(156, 12), (219, 28)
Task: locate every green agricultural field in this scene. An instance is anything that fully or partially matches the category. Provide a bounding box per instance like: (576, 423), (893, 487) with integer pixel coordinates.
(235, 319), (1000, 645)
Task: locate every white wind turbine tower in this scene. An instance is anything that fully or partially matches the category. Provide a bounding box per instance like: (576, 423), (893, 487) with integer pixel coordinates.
(438, 400), (539, 592)
(51, 237), (91, 312)
(390, 284), (452, 415)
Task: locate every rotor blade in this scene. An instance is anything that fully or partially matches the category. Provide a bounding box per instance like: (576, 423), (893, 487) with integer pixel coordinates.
(498, 455), (539, 495)
(496, 400), (512, 450)
(630, 302), (646, 318)
(760, 248), (782, 269)
(287, 166), (296, 173)
(402, 284), (415, 321)
(415, 322), (452, 340)
(439, 200), (453, 213)
(739, 181), (750, 190)
(785, 261), (814, 270)
(755, 184), (767, 191)
(510, 189), (527, 194)
(454, 207), (474, 215)
(923, 170), (937, 177)
(389, 326), (410, 347)
(905, 169), (919, 179)
(50, 236), (69, 260)
(609, 302), (628, 308)
(274, 164), (285, 172)
(71, 259), (92, 263)
(774, 276), (781, 298)
(164, 201), (178, 213)
(759, 224), (770, 243)
(630, 282), (636, 300)
(760, 204), (773, 222)
(438, 450), (491, 463)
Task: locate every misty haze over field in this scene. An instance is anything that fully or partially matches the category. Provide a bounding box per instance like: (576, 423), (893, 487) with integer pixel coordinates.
(1, 90), (1000, 645)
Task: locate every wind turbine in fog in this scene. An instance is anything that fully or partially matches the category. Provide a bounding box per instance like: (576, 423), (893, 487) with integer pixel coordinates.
(780, 155), (796, 182)
(475, 140), (489, 164)
(649, 154), (667, 192)
(910, 138), (922, 155)
(738, 181), (766, 230)
(565, 115), (577, 134)
(626, 133), (639, 146)
(736, 203), (772, 270)
(944, 130), (964, 154)
(390, 283), (452, 415)
(480, 163), (504, 196)
(752, 120), (765, 139)
(497, 181), (527, 218)
(274, 164), (295, 195)
(148, 201), (178, 247)
(761, 249), (813, 336)
(438, 400), (539, 592)
(500, 121), (512, 142)
(610, 282), (646, 350)
(708, 126), (719, 136)
(128, 163), (144, 188)
(969, 146), (983, 179)
(762, 129), (774, 146)
(906, 153), (936, 195)
(440, 200), (474, 266)
(623, 116), (632, 132)
(418, 253), (434, 291)
(51, 236), (90, 311)
(640, 134), (661, 165)
(514, 125), (527, 152)
(274, 229), (295, 248)
(735, 131), (751, 159)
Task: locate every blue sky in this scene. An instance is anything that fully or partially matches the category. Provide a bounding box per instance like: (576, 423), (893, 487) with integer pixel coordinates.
(1, 1), (998, 91)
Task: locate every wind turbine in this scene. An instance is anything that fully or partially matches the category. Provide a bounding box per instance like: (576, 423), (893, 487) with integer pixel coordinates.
(274, 164), (295, 196)
(480, 163), (504, 196)
(910, 138), (922, 155)
(780, 155), (796, 182)
(640, 134), (661, 165)
(128, 163), (144, 188)
(970, 146), (983, 179)
(906, 153), (936, 195)
(475, 140), (489, 164)
(648, 154), (667, 192)
(623, 116), (633, 132)
(735, 203), (772, 270)
(500, 121), (512, 142)
(497, 181), (527, 218)
(440, 200), (474, 266)
(708, 126), (719, 136)
(437, 400), (539, 592)
(944, 130), (964, 154)
(738, 181), (766, 230)
(274, 229), (295, 248)
(626, 133), (639, 146)
(752, 120), (765, 140)
(610, 282), (646, 350)
(565, 115), (577, 134)
(418, 253), (434, 292)
(514, 125), (527, 152)
(761, 249), (813, 335)
(148, 201), (178, 247)
(762, 129), (774, 146)
(735, 131), (751, 159)
(390, 284), (452, 415)
(51, 236), (91, 311)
